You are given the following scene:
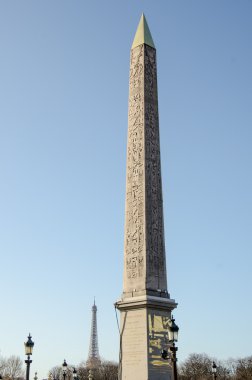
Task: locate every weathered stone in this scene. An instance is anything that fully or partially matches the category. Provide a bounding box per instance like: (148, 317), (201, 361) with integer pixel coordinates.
(116, 15), (177, 380)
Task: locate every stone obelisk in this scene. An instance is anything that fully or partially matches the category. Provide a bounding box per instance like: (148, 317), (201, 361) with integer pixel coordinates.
(115, 15), (177, 380)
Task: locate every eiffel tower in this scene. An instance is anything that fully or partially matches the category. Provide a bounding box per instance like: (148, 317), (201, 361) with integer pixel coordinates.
(86, 299), (101, 368)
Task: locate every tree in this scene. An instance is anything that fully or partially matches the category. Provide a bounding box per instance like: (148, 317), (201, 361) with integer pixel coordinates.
(48, 365), (75, 380)
(75, 365), (89, 380)
(48, 366), (61, 380)
(235, 356), (252, 380)
(0, 356), (6, 375)
(75, 361), (118, 380)
(0, 356), (24, 380)
(5, 356), (24, 380)
(213, 361), (233, 380)
(178, 354), (251, 380)
(179, 353), (213, 380)
(95, 361), (118, 380)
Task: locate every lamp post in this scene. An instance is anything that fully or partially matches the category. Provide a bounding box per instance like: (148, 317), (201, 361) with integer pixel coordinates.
(161, 316), (179, 380)
(212, 361), (217, 379)
(62, 360), (67, 380)
(24, 334), (34, 380)
(168, 316), (179, 380)
(73, 368), (77, 380)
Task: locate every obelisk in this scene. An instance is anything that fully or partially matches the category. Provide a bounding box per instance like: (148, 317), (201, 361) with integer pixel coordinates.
(115, 15), (177, 380)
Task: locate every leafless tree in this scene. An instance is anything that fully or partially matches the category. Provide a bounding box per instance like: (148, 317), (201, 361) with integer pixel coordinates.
(0, 356), (24, 380)
(75, 365), (89, 380)
(48, 366), (61, 380)
(234, 356), (252, 380)
(178, 354), (252, 380)
(76, 361), (118, 380)
(0, 356), (6, 375)
(96, 361), (118, 380)
(5, 356), (24, 380)
(178, 353), (213, 380)
(48, 364), (76, 380)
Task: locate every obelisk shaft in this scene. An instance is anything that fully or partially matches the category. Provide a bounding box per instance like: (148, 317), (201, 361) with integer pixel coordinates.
(123, 22), (167, 298)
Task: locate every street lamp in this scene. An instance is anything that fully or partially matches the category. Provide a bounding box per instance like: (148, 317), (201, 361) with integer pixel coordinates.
(62, 360), (67, 380)
(161, 316), (179, 380)
(168, 316), (179, 380)
(72, 368), (77, 380)
(24, 334), (34, 380)
(212, 361), (217, 379)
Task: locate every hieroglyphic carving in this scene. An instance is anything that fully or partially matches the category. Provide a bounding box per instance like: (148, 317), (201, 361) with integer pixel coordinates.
(124, 45), (145, 282)
(144, 46), (167, 291)
(124, 43), (167, 292)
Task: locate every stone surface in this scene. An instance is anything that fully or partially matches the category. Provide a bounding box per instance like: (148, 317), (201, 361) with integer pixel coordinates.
(116, 15), (177, 380)
(123, 34), (167, 299)
(118, 301), (175, 380)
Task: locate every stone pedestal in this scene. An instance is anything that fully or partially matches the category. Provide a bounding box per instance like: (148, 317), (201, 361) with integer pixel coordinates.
(116, 296), (176, 380)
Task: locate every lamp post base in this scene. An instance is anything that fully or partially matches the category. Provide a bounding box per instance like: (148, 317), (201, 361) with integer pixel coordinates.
(170, 344), (178, 380)
(25, 356), (32, 380)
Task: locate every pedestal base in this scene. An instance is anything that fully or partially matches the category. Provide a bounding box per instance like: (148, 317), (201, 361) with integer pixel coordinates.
(116, 295), (177, 380)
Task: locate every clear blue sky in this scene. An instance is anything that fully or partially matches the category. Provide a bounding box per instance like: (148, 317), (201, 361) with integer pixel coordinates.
(0, 1), (251, 378)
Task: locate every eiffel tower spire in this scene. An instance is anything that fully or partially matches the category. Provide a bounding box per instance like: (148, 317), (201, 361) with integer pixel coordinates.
(86, 299), (101, 368)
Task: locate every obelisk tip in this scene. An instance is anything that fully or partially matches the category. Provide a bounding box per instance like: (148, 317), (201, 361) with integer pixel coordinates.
(131, 14), (155, 49)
